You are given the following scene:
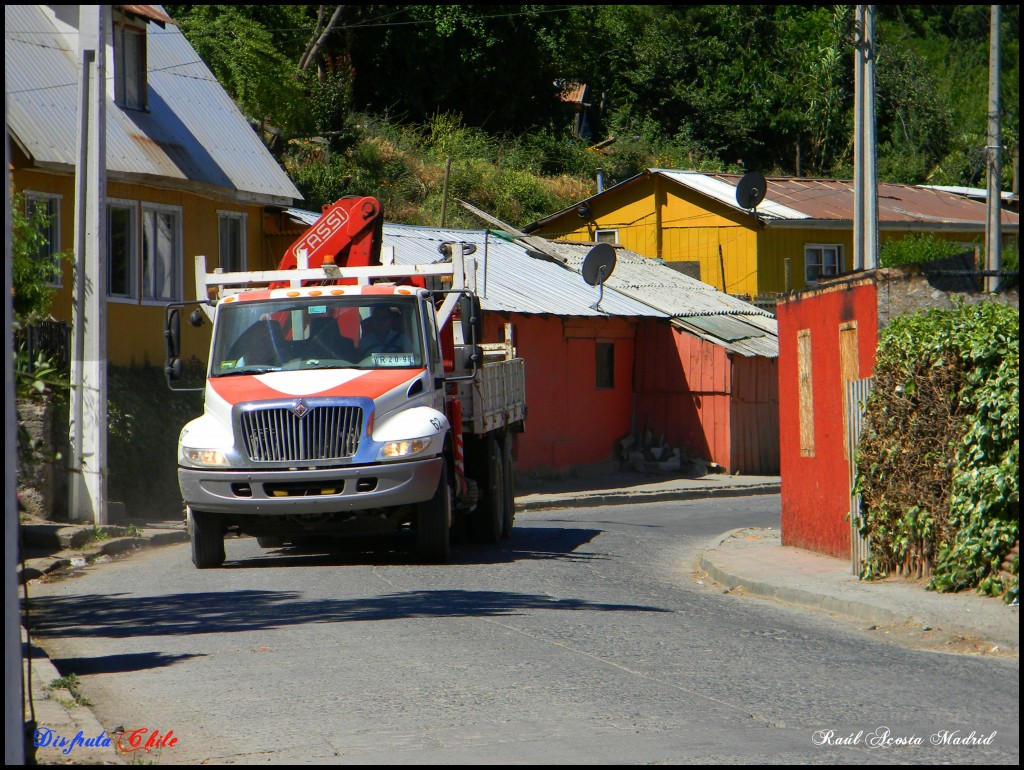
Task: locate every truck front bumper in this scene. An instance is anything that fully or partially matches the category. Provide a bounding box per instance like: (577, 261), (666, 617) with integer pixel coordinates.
(178, 457), (442, 515)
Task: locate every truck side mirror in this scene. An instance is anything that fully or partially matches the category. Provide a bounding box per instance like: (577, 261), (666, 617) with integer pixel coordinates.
(189, 308), (205, 327)
(459, 293), (482, 345)
(165, 307), (181, 361)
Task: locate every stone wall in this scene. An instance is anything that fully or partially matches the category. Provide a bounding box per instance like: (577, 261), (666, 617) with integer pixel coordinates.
(16, 396), (69, 520)
(875, 265), (1018, 331)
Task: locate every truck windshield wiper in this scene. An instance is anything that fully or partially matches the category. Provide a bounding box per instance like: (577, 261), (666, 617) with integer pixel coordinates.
(213, 366), (282, 377)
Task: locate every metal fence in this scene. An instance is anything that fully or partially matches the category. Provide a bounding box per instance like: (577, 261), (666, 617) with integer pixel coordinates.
(14, 319), (71, 374)
(846, 377), (874, 576)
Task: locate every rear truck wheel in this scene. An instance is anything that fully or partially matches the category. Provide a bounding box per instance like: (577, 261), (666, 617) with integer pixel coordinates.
(500, 433), (515, 539)
(471, 435), (505, 544)
(188, 508), (225, 568)
(416, 456), (452, 563)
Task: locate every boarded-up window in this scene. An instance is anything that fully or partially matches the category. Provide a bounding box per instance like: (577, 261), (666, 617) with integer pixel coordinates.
(797, 329), (814, 457)
(839, 322), (860, 459)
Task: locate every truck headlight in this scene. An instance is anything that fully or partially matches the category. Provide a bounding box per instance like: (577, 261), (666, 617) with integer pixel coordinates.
(379, 437), (432, 459)
(182, 447), (230, 466)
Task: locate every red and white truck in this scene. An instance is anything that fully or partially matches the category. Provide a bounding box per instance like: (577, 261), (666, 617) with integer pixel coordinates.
(164, 197), (526, 567)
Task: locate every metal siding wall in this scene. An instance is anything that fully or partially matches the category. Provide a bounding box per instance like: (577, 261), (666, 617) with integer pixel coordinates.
(492, 314), (636, 472)
(729, 355), (780, 474)
(633, 321), (736, 469)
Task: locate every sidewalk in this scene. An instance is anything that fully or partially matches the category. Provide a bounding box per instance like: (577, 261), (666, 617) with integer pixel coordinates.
(16, 470), (1017, 763)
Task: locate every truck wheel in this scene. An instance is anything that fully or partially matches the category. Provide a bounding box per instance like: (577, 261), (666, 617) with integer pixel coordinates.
(417, 457), (452, 563)
(471, 436), (505, 544)
(256, 536), (283, 548)
(188, 508), (225, 568)
(500, 434), (515, 539)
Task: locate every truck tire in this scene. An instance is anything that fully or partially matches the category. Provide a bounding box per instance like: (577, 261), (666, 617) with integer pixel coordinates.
(188, 508), (225, 568)
(500, 433), (515, 539)
(256, 536), (283, 548)
(417, 456), (452, 563)
(471, 435), (505, 544)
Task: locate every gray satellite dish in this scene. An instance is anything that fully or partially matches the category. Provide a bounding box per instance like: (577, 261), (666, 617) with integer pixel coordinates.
(582, 242), (616, 312)
(582, 242), (617, 286)
(736, 171), (767, 211)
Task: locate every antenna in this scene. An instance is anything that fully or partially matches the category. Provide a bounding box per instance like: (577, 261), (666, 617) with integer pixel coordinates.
(581, 242), (617, 311)
(735, 171), (767, 212)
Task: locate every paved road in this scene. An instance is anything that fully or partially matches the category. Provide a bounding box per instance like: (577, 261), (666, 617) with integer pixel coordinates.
(25, 496), (1019, 764)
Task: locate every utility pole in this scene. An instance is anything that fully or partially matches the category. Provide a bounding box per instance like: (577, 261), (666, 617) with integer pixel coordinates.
(69, 6), (108, 523)
(985, 5), (1002, 292)
(853, 5), (878, 271)
(5, 98), (26, 767)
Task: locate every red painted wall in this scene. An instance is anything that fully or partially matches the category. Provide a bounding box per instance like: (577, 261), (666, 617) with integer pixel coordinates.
(484, 314), (636, 472)
(730, 356), (780, 474)
(776, 281), (878, 558)
(633, 321), (733, 469)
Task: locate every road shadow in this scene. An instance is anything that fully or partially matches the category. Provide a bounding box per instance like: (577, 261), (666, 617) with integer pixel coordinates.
(39, 651), (203, 676)
(224, 525), (608, 569)
(25, 584), (671, 641)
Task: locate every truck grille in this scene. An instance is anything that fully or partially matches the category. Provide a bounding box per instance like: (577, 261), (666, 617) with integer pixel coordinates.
(240, 406), (363, 462)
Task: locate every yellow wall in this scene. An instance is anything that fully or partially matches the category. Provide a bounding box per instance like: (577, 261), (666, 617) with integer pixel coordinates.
(12, 168), (273, 366)
(531, 174), (999, 297)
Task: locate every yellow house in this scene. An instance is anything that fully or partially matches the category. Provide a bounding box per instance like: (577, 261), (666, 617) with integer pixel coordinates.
(7, 5), (301, 366)
(525, 169), (1019, 297)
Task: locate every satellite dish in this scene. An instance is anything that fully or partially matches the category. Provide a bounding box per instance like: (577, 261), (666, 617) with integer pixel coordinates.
(736, 171), (767, 211)
(582, 242), (617, 286)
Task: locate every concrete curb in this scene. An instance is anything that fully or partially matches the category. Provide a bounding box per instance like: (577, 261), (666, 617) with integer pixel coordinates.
(516, 483), (781, 512)
(19, 528), (189, 585)
(698, 528), (1019, 652)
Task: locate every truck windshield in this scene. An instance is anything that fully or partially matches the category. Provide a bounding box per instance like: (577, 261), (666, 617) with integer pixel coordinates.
(210, 296), (424, 377)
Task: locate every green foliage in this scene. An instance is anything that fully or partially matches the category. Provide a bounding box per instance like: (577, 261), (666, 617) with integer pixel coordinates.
(9, 192), (67, 321)
(879, 233), (966, 268)
(855, 302), (1019, 602)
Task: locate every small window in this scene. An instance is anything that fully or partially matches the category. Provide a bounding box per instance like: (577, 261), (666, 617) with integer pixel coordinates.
(218, 212), (246, 273)
(114, 24), (147, 110)
(141, 204), (182, 302)
(107, 201), (137, 299)
(595, 229), (618, 245)
(25, 192), (62, 287)
(596, 342), (614, 388)
(805, 244), (843, 285)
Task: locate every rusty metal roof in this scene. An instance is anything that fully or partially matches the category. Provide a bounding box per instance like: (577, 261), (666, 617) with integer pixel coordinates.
(527, 169), (1019, 232)
(5, 4), (300, 205)
(118, 5), (174, 26)
(558, 81), (587, 104)
(693, 172), (1019, 228)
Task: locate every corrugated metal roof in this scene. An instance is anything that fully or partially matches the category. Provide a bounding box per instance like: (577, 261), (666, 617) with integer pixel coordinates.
(286, 209), (776, 356)
(382, 224), (664, 318)
(549, 242), (778, 358)
(689, 172), (1019, 228)
(526, 168), (1019, 232)
(5, 4), (300, 205)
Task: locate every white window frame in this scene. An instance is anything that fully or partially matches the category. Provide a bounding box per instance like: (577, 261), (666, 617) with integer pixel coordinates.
(595, 229), (619, 245)
(804, 243), (843, 286)
(24, 191), (63, 287)
(218, 211), (247, 273)
(140, 203), (183, 304)
(107, 198), (139, 303)
(114, 22), (147, 110)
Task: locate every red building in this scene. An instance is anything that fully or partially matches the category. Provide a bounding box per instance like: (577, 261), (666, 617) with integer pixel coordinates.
(776, 265), (1019, 559)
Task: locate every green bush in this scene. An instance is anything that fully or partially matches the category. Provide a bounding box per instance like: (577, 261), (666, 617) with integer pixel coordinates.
(855, 301), (1019, 602)
(879, 232), (965, 268)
